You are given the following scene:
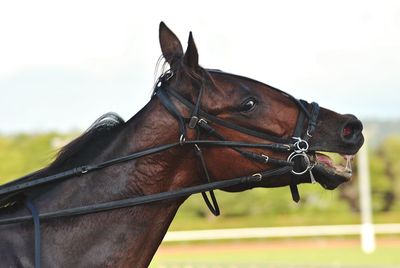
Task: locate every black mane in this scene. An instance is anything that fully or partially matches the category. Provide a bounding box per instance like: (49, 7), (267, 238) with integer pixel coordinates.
(49, 112), (125, 172)
(0, 112), (125, 208)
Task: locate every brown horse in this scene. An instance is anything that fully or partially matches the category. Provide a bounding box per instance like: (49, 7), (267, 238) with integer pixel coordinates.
(0, 22), (363, 267)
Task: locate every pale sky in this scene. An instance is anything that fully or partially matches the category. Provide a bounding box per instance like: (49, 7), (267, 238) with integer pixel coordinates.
(1, 0), (399, 134)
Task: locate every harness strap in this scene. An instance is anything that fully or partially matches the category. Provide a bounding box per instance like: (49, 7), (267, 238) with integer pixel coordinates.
(289, 100), (320, 202)
(0, 140), (292, 204)
(197, 119), (292, 167)
(289, 172), (301, 203)
(167, 88), (293, 144)
(194, 144), (220, 216)
(189, 84), (204, 128)
(161, 87), (320, 203)
(156, 87), (187, 140)
(25, 198), (41, 268)
(289, 100), (308, 202)
(0, 166), (292, 225)
(306, 102), (320, 140)
(158, 86), (295, 213)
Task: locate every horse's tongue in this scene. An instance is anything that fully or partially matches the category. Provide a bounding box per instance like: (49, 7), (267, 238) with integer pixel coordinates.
(316, 153), (334, 167)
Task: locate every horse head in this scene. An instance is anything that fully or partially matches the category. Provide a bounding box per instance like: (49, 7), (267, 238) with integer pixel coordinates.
(157, 22), (364, 197)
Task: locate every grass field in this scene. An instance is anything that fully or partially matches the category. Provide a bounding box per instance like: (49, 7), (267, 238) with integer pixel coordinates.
(150, 237), (400, 268)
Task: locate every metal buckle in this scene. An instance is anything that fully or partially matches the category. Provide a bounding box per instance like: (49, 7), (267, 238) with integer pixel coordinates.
(198, 118), (208, 125)
(80, 166), (89, 174)
(189, 116), (199, 128)
(194, 144), (201, 152)
(261, 154), (269, 163)
(251, 173), (263, 182)
(164, 70), (174, 81)
(306, 129), (313, 138)
(179, 134), (186, 145)
(156, 70), (174, 88)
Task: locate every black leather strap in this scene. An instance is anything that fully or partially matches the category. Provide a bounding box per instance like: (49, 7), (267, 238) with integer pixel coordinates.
(0, 166), (292, 225)
(25, 198), (41, 268)
(156, 87), (187, 139)
(194, 144), (220, 216)
(289, 100), (320, 202)
(196, 118), (292, 167)
(0, 140), (293, 204)
(167, 88), (293, 144)
(289, 100), (309, 202)
(188, 84), (204, 129)
(306, 102), (320, 140)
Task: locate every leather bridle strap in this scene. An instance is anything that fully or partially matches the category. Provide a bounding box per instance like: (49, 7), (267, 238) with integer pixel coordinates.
(25, 198), (41, 268)
(156, 85), (296, 211)
(0, 166), (291, 225)
(166, 88), (293, 144)
(194, 144), (220, 216)
(196, 119), (292, 167)
(156, 88), (187, 140)
(289, 100), (320, 202)
(289, 99), (309, 202)
(0, 140), (292, 200)
(158, 85), (320, 203)
(188, 82), (204, 129)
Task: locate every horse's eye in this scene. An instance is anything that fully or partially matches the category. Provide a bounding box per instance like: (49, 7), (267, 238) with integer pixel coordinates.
(241, 98), (257, 112)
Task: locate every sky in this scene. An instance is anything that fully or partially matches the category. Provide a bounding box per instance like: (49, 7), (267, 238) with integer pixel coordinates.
(0, 0), (399, 134)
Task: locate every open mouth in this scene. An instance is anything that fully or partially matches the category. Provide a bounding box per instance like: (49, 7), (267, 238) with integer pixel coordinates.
(311, 152), (355, 189)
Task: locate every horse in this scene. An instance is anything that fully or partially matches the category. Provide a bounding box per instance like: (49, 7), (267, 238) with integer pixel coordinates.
(0, 22), (364, 267)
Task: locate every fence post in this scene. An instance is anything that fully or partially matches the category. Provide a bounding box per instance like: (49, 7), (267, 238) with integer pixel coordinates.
(358, 134), (376, 253)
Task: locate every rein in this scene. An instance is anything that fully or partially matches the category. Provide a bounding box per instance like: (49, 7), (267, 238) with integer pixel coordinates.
(0, 71), (319, 268)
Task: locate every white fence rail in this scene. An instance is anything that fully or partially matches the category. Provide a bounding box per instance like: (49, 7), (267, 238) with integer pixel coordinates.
(164, 223), (400, 242)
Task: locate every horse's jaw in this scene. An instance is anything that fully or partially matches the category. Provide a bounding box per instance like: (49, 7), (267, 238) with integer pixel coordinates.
(311, 153), (355, 190)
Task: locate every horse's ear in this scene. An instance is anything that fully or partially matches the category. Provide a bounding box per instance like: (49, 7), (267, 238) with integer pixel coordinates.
(159, 22), (183, 67)
(183, 32), (199, 69)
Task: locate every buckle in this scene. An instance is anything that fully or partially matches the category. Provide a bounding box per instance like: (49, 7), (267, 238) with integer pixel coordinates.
(188, 116), (199, 128)
(179, 134), (186, 145)
(251, 173), (263, 182)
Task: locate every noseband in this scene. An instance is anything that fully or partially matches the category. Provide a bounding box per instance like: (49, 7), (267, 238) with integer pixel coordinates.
(0, 70), (319, 268)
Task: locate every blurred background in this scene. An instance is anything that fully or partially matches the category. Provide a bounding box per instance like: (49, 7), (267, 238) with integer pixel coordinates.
(0, 1), (399, 267)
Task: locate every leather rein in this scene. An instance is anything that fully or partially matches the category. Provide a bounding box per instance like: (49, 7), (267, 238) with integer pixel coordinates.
(0, 70), (320, 268)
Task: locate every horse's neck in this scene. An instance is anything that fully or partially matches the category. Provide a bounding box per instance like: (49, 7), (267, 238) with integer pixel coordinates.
(35, 99), (199, 266)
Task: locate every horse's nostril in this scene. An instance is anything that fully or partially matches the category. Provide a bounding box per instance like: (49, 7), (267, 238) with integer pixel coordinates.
(342, 119), (363, 142)
(343, 126), (353, 137)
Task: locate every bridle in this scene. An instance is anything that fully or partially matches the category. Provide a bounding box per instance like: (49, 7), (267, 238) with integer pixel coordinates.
(0, 70), (320, 268)
(156, 69), (320, 205)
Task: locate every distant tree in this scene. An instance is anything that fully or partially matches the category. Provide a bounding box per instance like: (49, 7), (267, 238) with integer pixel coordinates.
(339, 135), (400, 213)
(377, 136), (400, 211)
(0, 133), (76, 184)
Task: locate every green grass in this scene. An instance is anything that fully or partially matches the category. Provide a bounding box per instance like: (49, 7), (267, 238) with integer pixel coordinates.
(169, 209), (400, 231)
(150, 239), (400, 267)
